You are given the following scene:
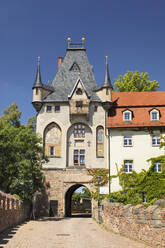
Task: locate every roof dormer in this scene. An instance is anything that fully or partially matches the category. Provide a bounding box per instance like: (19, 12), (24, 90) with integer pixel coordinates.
(149, 108), (160, 121)
(68, 77), (90, 119)
(122, 109), (132, 122)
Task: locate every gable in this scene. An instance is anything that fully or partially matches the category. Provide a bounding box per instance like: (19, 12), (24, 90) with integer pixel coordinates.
(68, 78), (90, 100)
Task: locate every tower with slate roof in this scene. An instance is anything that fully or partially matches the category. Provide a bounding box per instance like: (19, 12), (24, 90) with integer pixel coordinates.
(32, 38), (112, 217)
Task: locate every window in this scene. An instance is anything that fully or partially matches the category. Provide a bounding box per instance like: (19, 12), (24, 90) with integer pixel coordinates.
(123, 110), (132, 122)
(124, 136), (132, 146)
(55, 105), (60, 112)
(44, 123), (62, 157)
(36, 88), (39, 95)
(49, 146), (54, 156)
(70, 63), (80, 72)
(96, 126), (104, 157)
(94, 105), (98, 112)
(76, 88), (83, 95)
(46, 105), (52, 112)
(154, 161), (161, 172)
(150, 109), (159, 121)
(74, 124), (85, 138)
(152, 135), (160, 146)
(74, 149), (85, 166)
(76, 101), (83, 108)
(124, 160), (133, 173)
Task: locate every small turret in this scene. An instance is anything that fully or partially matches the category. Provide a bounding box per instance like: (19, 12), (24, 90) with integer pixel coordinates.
(102, 56), (113, 90)
(33, 56), (43, 88)
(32, 56), (43, 112)
(96, 56), (113, 103)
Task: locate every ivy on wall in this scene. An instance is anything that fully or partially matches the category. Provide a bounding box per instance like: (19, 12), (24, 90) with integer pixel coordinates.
(88, 156), (165, 206)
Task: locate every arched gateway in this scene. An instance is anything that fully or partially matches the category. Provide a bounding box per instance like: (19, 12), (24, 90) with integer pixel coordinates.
(65, 184), (91, 217)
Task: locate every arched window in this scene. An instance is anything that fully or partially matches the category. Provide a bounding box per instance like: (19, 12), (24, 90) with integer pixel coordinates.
(96, 126), (104, 157)
(44, 123), (62, 157)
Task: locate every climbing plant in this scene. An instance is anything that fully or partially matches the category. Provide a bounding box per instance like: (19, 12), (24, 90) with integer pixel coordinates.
(87, 156), (165, 206)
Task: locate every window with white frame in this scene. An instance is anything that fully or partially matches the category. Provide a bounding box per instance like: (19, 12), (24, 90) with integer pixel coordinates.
(150, 109), (159, 121)
(154, 161), (161, 172)
(152, 135), (160, 146)
(73, 149), (85, 166)
(123, 110), (132, 122)
(124, 160), (133, 173)
(124, 136), (132, 146)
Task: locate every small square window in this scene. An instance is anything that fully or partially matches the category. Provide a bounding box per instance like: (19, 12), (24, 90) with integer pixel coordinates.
(152, 136), (160, 146)
(46, 105), (52, 112)
(154, 161), (161, 172)
(55, 105), (60, 112)
(150, 110), (159, 121)
(152, 112), (158, 120)
(123, 111), (132, 122)
(76, 101), (83, 108)
(124, 136), (132, 147)
(124, 160), (133, 173)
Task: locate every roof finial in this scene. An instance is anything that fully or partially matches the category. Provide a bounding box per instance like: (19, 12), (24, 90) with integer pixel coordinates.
(82, 37), (85, 48)
(33, 56), (43, 88)
(67, 37), (71, 48)
(102, 56), (113, 89)
(106, 55), (108, 64)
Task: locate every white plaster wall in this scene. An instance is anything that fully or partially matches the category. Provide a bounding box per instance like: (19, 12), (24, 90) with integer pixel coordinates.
(36, 102), (108, 169)
(110, 129), (165, 192)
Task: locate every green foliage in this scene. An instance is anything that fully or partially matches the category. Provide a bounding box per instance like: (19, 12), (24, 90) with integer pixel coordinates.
(72, 187), (91, 202)
(107, 157), (165, 206)
(107, 191), (126, 203)
(0, 103), (47, 200)
(114, 71), (159, 92)
(87, 169), (109, 186)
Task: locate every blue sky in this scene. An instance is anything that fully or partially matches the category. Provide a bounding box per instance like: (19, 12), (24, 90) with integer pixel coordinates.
(0, 0), (165, 123)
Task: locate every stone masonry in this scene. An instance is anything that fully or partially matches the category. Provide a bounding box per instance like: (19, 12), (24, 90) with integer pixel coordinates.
(93, 199), (165, 248)
(0, 190), (30, 233)
(43, 168), (95, 217)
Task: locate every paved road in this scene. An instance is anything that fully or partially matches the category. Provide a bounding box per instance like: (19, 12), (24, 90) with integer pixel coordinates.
(0, 217), (151, 248)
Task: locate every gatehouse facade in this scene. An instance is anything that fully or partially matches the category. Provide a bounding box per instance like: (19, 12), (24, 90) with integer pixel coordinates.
(32, 38), (165, 216)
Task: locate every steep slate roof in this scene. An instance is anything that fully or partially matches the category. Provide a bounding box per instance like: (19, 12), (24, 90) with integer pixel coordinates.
(107, 91), (165, 128)
(43, 48), (101, 102)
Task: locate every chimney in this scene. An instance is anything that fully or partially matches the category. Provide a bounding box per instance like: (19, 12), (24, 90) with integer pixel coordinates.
(58, 57), (63, 69)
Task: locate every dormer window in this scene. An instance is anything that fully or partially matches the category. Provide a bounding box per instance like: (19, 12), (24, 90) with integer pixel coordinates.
(123, 110), (132, 122)
(76, 88), (83, 95)
(150, 109), (159, 121)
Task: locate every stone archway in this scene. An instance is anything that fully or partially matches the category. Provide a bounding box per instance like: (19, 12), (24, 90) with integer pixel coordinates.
(65, 184), (91, 217)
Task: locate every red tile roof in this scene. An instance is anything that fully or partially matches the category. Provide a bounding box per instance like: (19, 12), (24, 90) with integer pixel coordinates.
(107, 92), (165, 128)
(112, 91), (165, 106)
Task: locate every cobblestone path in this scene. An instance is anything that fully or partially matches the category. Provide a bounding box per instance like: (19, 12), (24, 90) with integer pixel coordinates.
(0, 217), (151, 248)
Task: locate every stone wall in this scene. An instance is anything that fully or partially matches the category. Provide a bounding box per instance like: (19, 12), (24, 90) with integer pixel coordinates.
(72, 198), (91, 214)
(0, 191), (31, 233)
(93, 199), (165, 248)
(43, 168), (95, 217)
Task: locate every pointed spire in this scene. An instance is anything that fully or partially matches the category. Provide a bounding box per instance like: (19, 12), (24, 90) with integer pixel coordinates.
(102, 56), (113, 89)
(33, 56), (43, 88)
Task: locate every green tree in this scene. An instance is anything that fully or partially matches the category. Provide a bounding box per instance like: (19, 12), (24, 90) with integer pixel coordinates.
(0, 103), (47, 200)
(114, 71), (159, 92)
